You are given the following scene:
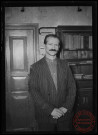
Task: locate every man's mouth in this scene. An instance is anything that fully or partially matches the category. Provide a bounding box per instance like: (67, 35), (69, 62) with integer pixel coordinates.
(49, 49), (56, 52)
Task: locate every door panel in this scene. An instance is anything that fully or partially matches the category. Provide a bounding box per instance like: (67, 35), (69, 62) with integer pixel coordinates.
(10, 37), (27, 70)
(5, 25), (38, 131)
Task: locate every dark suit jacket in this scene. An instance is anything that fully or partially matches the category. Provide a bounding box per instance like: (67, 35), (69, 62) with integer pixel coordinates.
(29, 57), (76, 123)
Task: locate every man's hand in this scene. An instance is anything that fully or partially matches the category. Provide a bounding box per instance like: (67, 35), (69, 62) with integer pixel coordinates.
(59, 107), (68, 114)
(51, 108), (64, 119)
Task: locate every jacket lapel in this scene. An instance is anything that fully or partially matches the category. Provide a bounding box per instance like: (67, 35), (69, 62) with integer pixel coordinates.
(57, 59), (65, 92)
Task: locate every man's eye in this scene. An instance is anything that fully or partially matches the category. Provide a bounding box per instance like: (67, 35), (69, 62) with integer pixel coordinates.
(55, 44), (59, 46)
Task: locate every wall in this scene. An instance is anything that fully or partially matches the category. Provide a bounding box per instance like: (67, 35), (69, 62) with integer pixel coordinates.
(5, 6), (92, 59)
(5, 6), (92, 26)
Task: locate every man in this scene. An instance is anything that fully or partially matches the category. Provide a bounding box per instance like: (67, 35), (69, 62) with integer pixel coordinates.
(29, 34), (76, 131)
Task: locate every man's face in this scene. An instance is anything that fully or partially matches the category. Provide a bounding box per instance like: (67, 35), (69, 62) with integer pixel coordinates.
(45, 37), (60, 56)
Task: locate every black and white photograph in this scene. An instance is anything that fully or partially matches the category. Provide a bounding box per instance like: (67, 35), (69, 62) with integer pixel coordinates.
(0, 0), (97, 134)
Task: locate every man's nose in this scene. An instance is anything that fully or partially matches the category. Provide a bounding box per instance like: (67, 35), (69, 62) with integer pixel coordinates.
(52, 45), (56, 49)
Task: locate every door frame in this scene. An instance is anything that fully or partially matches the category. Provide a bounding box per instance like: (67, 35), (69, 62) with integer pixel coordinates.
(5, 24), (39, 131)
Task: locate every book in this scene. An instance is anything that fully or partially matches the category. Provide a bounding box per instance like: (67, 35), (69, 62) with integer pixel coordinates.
(64, 34), (75, 50)
(89, 36), (92, 49)
(83, 75), (93, 79)
(80, 35), (84, 49)
(77, 51), (88, 59)
(87, 51), (93, 58)
(83, 35), (89, 49)
(81, 51), (88, 58)
(63, 34), (69, 49)
(74, 74), (83, 79)
(78, 51), (81, 59)
(63, 51), (77, 59)
(73, 35), (80, 49)
(86, 60), (92, 64)
(68, 34), (73, 50)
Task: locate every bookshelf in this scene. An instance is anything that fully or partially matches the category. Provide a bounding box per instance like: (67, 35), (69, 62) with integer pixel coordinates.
(56, 26), (93, 113)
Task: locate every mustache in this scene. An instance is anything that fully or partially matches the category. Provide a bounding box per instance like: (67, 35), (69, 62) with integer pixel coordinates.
(49, 49), (57, 52)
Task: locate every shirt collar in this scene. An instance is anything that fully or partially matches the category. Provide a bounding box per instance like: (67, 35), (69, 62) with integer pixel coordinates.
(45, 56), (57, 63)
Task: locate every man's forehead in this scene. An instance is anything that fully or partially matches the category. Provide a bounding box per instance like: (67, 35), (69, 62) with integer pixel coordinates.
(47, 37), (59, 42)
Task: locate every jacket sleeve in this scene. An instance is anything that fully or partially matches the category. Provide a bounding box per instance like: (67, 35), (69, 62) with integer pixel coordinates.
(28, 65), (54, 116)
(62, 63), (77, 112)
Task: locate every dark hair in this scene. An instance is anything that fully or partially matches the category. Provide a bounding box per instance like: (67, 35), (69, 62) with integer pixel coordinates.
(44, 34), (61, 45)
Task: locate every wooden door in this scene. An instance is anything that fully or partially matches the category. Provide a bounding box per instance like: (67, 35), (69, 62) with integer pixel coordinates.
(5, 24), (38, 131)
